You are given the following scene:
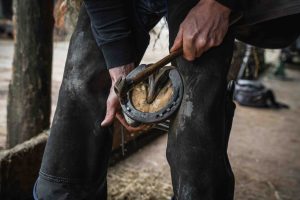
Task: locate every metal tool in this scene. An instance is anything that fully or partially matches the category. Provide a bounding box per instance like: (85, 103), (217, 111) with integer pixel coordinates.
(113, 12), (244, 128)
(114, 48), (184, 127)
(114, 48), (183, 101)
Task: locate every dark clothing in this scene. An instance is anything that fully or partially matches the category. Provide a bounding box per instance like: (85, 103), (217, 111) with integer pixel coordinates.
(84, 0), (135, 68)
(167, 1), (235, 198)
(226, 0), (300, 48)
(84, 0), (166, 68)
(34, 1), (235, 199)
(216, 0), (236, 10)
(237, 0), (300, 24)
(34, 0), (300, 199)
(84, 0), (300, 69)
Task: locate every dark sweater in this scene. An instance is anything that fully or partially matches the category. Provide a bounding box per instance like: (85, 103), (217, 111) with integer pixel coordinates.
(83, 0), (234, 69)
(84, 0), (300, 68)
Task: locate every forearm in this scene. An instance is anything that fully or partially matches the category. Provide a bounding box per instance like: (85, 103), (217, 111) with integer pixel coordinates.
(109, 63), (135, 83)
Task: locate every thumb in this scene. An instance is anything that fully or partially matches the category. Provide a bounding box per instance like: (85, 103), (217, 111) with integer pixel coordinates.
(170, 27), (183, 52)
(101, 102), (117, 127)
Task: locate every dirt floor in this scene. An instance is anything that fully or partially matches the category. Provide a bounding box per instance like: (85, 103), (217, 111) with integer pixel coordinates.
(107, 67), (300, 200)
(1, 36), (300, 199)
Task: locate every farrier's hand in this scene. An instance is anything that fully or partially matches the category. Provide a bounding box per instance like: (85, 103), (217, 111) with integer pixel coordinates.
(101, 63), (135, 127)
(170, 0), (231, 61)
(101, 63), (152, 133)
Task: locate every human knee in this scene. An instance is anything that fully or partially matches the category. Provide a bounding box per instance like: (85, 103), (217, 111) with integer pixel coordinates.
(61, 65), (109, 101)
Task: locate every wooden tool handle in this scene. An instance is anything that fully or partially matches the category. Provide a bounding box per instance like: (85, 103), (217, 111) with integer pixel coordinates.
(129, 12), (243, 85)
(131, 48), (183, 84)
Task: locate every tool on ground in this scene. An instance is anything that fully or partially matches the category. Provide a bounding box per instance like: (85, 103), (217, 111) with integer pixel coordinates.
(114, 49), (184, 127)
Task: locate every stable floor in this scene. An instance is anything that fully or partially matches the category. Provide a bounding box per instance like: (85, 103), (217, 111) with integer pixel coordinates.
(1, 39), (300, 200)
(107, 67), (300, 200)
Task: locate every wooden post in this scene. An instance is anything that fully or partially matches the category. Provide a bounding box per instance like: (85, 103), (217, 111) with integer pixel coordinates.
(6, 0), (54, 148)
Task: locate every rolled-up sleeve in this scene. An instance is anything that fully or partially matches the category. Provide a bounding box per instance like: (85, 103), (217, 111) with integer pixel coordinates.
(84, 0), (134, 69)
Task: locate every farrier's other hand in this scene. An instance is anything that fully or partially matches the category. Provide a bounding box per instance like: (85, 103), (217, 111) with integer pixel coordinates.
(101, 63), (135, 127)
(170, 0), (231, 61)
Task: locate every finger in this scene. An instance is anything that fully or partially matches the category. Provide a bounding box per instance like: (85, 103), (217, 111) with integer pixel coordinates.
(170, 26), (183, 52)
(183, 31), (198, 61)
(101, 99), (117, 127)
(101, 109), (116, 127)
(201, 38), (215, 55)
(116, 113), (151, 133)
(215, 33), (225, 47)
(116, 113), (145, 132)
(214, 25), (228, 46)
(115, 113), (130, 129)
(194, 35), (208, 58)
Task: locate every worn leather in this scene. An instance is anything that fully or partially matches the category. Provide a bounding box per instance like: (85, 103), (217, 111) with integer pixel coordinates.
(167, 1), (235, 199)
(34, 2), (166, 200)
(234, 0), (300, 48)
(32, 0), (300, 199)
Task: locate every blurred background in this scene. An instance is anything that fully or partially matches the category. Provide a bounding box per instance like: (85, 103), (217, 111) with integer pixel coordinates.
(0, 0), (300, 200)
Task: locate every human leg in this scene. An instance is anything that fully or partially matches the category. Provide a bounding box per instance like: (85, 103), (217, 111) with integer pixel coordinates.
(34, 1), (167, 199)
(34, 7), (113, 199)
(166, 0), (235, 199)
